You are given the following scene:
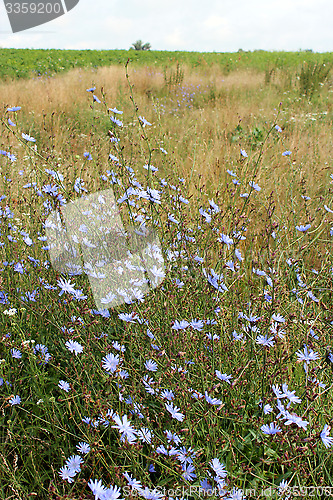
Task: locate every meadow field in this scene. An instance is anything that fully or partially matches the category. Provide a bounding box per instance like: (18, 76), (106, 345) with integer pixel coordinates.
(1, 48), (333, 80)
(0, 51), (333, 499)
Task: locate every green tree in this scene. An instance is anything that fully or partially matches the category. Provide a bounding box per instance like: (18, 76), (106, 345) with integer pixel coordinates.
(131, 40), (151, 51)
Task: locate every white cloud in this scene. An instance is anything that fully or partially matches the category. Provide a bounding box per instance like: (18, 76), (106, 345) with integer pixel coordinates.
(103, 16), (135, 35)
(164, 28), (187, 49)
(203, 16), (229, 31)
(202, 15), (232, 44)
(0, 0), (331, 52)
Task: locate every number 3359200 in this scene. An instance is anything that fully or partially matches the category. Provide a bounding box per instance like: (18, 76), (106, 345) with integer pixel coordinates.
(5, 3), (62, 14)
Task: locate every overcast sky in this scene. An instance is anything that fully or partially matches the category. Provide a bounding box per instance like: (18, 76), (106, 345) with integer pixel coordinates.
(0, 0), (332, 52)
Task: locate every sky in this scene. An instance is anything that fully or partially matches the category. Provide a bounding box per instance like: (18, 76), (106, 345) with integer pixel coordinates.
(0, 0), (332, 52)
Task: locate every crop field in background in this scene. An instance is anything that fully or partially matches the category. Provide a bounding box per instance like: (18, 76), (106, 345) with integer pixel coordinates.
(1, 48), (333, 80)
(0, 51), (333, 499)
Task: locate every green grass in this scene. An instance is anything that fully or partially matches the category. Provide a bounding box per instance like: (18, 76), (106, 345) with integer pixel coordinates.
(0, 57), (333, 499)
(1, 47), (333, 80)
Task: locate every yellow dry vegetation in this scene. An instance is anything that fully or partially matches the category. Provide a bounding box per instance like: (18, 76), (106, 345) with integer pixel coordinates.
(1, 63), (332, 210)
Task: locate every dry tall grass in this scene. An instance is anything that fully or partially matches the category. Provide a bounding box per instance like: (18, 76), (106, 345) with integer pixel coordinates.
(1, 63), (332, 211)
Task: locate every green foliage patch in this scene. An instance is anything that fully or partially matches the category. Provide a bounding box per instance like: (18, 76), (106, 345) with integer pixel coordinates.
(1, 48), (333, 81)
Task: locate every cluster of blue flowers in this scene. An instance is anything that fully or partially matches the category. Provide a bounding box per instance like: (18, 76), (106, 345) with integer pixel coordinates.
(1, 90), (333, 499)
